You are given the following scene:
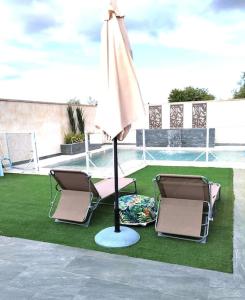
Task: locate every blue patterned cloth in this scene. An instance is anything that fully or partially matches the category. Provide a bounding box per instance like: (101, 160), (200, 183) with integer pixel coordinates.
(119, 194), (157, 226)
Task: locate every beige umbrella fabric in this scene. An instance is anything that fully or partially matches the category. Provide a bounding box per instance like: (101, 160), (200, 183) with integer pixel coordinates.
(94, 0), (144, 242)
(96, 0), (144, 141)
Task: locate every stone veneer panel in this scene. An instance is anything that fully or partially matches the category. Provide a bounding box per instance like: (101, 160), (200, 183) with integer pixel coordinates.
(136, 128), (215, 148)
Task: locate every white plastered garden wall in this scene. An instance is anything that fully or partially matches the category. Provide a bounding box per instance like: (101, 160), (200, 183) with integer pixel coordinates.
(0, 99), (97, 158)
(1, 98), (245, 159)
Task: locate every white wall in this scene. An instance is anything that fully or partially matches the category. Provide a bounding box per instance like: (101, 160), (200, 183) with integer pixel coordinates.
(119, 99), (245, 145)
(183, 102), (193, 129)
(1, 98), (245, 157)
(162, 103), (170, 129)
(0, 99), (97, 157)
(153, 99), (245, 144)
(207, 100), (245, 143)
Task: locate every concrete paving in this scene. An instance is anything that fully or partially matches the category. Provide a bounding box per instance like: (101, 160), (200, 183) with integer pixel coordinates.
(0, 169), (244, 299)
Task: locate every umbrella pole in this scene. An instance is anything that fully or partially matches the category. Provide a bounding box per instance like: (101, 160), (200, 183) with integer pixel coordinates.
(94, 136), (140, 247)
(113, 137), (120, 232)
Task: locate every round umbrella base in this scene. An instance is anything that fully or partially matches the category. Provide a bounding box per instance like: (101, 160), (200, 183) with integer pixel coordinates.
(95, 226), (140, 248)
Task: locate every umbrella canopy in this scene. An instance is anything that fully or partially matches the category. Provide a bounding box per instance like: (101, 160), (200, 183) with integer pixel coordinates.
(96, 0), (144, 141)
(95, 0), (144, 246)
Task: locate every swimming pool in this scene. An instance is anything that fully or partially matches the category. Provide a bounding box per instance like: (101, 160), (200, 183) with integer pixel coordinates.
(47, 148), (245, 170)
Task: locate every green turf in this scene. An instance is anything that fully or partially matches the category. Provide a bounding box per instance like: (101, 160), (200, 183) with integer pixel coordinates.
(0, 166), (234, 273)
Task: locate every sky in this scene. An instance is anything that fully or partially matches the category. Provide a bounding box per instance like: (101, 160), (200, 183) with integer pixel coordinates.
(0, 0), (245, 104)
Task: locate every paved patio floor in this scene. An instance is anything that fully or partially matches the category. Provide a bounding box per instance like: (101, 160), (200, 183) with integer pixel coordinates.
(0, 169), (244, 299)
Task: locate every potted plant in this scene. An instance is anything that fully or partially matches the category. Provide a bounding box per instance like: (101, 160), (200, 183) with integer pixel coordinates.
(60, 104), (86, 155)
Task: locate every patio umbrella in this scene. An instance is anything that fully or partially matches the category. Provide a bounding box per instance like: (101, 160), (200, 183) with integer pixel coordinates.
(95, 0), (145, 247)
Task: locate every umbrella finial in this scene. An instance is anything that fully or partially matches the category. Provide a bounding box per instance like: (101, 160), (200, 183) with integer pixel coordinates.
(105, 0), (124, 20)
(109, 0), (118, 10)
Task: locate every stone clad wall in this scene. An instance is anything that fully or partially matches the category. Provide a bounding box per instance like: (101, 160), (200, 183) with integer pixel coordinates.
(136, 128), (215, 148)
(0, 98), (97, 158)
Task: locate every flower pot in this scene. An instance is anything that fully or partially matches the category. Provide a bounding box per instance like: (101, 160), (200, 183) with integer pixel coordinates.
(60, 142), (85, 155)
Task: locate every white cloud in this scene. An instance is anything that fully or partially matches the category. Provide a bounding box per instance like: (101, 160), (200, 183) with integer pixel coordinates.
(157, 15), (245, 57)
(0, 64), (101, 102)
(0, 2), (23, 43)
(0, 0), (244, 103)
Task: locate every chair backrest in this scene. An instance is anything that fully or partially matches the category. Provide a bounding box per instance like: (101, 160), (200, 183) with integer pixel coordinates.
(50, 169), (99, 197)
(156, 174), (210, 202)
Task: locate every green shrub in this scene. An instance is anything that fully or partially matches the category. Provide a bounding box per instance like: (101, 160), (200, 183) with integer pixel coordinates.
(76, 107), (85, 134)
(67, 105), (76, 133)
(233, 72), (245, 99)
(64, 132), (84, 144)
(168, 86), (215, 103)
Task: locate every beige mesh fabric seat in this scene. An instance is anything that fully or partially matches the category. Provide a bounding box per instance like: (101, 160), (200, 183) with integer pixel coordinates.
(154, 174), (221, 243)
(49, 169), (137, 226)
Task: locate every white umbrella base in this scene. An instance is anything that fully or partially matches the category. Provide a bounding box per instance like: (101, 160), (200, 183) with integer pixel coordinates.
(95, 226), (140, 248)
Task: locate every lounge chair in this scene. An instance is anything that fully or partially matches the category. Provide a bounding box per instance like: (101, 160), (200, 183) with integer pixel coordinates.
(153, 174), (221, 243)
(49, 169), (137, 226)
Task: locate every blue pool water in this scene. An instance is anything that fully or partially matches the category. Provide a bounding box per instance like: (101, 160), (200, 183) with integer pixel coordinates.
(48, 148), (245, 169)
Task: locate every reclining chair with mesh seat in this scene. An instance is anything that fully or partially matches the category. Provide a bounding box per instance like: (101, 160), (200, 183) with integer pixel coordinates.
(49, 169), (137, 227)
(153, 174), (221, 243)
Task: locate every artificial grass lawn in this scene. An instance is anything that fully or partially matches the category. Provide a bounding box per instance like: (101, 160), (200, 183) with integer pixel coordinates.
(0, 166), (233, 273)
